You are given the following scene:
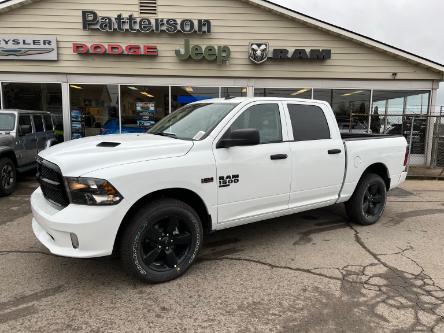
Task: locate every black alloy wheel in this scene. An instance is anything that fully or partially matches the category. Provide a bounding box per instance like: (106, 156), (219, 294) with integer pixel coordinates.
(0, 157), (16, 196)
(121, 198), (203, 283)
(345, 173), (387, 225)
(362, 183), (385, 218)
(140, 216), (193, 272)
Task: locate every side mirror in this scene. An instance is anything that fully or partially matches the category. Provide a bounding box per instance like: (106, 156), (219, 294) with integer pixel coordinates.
(19, 124), (32, 136)
(217, 128), (260, 148)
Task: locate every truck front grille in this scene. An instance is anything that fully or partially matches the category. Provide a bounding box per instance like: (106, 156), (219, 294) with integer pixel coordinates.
(37, 158), (70, 207)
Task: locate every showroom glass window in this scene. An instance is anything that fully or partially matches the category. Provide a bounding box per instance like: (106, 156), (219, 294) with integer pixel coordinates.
(171, 86), (219, 111)
(372, 90), (430, 154)
(2, 83), (63, 142)
(221, 87), (248, 98)
(69, 84), (119, 139)
(255, 88), (312, 99)
(121, 86), (169, 133)
(313, 89), (371, 133)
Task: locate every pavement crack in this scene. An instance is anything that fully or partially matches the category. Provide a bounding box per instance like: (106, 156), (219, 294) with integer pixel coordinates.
(0, 250), (51, 256)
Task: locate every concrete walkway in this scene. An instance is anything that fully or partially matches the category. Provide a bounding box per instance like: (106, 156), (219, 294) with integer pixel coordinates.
(408, 166), (444, 180)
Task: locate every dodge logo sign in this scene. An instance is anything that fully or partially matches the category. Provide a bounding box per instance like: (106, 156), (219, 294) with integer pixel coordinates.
(249, 42), (269, 64)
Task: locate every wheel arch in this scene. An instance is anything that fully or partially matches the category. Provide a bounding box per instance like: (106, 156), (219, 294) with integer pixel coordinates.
(361, 163), (391, 190)
(113, 188), (212, 254)
(0, 149), (18, 167)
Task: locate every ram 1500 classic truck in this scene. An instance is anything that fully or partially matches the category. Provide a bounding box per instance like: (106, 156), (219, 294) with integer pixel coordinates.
(31, 98), (408, 283)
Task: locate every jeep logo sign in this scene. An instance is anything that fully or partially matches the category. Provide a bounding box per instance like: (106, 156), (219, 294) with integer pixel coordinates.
(176, 39), (230, 64)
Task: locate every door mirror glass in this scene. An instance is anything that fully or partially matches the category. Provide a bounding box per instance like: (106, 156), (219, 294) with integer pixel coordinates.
(19, 124), (32, 136)
(217, 128), (260, 148)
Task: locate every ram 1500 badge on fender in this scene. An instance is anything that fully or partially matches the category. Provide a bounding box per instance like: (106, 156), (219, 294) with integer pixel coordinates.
(31, 98), (408, 283)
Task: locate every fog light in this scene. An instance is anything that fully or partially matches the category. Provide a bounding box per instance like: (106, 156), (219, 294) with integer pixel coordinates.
(70, 233), (79, 249)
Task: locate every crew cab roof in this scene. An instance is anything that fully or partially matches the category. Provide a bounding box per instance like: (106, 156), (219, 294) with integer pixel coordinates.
(195, 97), (330, 105)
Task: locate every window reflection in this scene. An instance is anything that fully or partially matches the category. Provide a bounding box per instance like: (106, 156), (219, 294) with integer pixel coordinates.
(171, 86), (219, 111)
(121, 86), (169, 133)
(3, 83), (63, 142)
(255, 88), (312, 99)
(69, 84), (119, 139)
(372, 90), (430, 154)
(221, 87), (247, 98)
(314, 89), (371, 133)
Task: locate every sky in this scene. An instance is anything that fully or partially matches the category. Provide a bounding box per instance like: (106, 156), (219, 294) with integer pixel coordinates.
(271, 0), (444, 110)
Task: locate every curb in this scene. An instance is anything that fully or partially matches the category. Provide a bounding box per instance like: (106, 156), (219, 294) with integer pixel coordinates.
(407, 176), (444, 181)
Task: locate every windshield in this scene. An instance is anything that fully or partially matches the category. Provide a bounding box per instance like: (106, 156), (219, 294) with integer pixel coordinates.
(148, 103), (238, 140)
(0, 113), (16, 131)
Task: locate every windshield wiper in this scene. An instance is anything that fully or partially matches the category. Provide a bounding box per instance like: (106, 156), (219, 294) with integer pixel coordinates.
(152, 132), (178, 139)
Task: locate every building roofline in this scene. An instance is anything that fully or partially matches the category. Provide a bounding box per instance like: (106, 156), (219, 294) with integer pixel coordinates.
(0, 0), (35, 12)
(244, 0), (444, 74)
(1, 0), (443, 75)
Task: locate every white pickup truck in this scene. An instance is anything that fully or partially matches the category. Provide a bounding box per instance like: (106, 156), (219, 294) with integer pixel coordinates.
(31, 98), (408, 283)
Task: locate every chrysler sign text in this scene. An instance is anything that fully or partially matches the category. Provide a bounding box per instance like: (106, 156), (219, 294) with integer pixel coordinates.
(0, 36), (57, 60)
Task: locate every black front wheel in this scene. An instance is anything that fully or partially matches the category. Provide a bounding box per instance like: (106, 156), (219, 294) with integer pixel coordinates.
(345, 173), (387, 225)
(120, 198), (203, 283)
(0, 157), (16, 196)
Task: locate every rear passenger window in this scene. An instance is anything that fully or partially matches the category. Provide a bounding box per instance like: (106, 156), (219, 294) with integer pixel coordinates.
(33, 115), (44, 132)
(287, 104), (330, 141)
(230, 103), (282, 144)
(19, 115), (32, 127)
(43, 115), (53, 131)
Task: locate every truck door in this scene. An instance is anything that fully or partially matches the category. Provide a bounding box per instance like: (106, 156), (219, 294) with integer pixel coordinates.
(214, 102), (291, 224)
(284, 102), (345, 209)
(32, 115), (46, 153)
(16, 114), (37, 166)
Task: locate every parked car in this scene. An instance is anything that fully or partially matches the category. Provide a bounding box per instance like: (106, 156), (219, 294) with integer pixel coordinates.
(31, 98), (408, 283)
(0, 110), (55, 195)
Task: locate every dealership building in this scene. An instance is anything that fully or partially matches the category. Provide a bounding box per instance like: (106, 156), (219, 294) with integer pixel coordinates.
(0, 0), (443, 165)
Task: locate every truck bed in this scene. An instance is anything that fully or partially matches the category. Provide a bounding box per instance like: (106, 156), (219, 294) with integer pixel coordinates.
(337, 135), (408, 203)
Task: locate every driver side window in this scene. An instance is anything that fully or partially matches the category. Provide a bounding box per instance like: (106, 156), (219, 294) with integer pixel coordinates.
(229, 103), (282, 144)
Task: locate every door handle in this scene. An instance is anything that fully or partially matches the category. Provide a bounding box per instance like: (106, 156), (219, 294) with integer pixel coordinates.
(328, 149), (342, 155)
(270, 154), (288, 160)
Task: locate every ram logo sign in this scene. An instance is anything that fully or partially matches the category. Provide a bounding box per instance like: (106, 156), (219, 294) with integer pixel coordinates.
(249, 42), (269, 64)
(249, 41), (332, 64)
(0, 36), (58, 61)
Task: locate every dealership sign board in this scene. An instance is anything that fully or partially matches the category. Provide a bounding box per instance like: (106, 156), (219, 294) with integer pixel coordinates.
(0, 36), (57, 60)
(82, 11), (212, 34)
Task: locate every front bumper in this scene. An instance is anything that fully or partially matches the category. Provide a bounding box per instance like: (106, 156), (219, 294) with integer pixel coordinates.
(31, 187), (126, 258)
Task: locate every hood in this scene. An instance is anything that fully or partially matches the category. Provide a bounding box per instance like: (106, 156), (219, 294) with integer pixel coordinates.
(39, 134), (194, 176)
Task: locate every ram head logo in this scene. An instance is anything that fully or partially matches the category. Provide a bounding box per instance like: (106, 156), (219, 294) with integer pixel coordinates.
(249, 42), (269, 64)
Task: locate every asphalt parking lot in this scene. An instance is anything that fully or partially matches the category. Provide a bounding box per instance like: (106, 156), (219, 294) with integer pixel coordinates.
(1, 179), (444, 332)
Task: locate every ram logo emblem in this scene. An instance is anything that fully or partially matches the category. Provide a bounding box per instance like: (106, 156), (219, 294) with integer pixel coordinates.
(249, 42), (269, 64)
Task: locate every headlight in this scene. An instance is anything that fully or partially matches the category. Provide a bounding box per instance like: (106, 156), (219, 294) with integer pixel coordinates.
(65, 177), (123, 206)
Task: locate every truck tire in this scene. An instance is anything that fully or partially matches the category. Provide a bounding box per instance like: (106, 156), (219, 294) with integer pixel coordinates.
(345, 173), (387, 226)
(120, 198), (203, 283)
(0, 157), (17, 196)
